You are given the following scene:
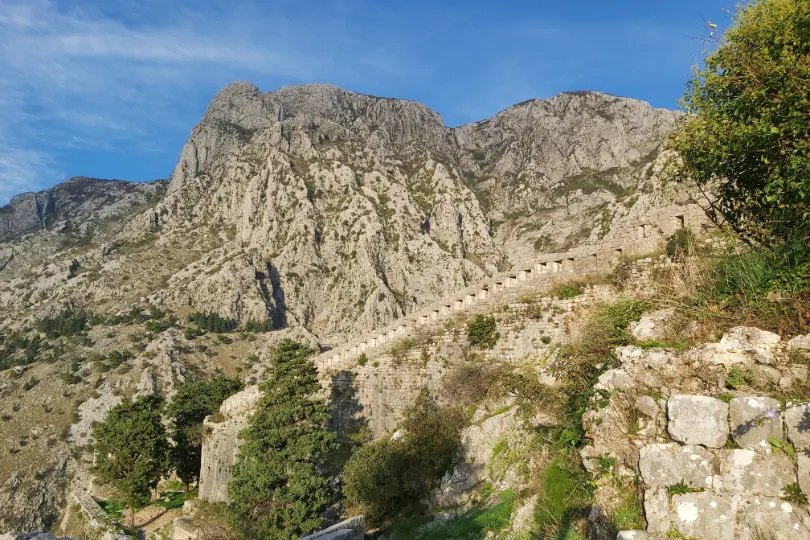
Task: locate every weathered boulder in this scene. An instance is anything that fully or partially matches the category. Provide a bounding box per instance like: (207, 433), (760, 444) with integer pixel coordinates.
(742, 498), (810, 539)
(729, 396), (783, 449)
(784, 404), (810, 449)
(639, 444), (714, 490)
(688, 326), (781, 368)
(787, 334), (810, 351)
(594, 369), (631, 392)
(720, 449), (795, 496)
(615, 532), (648, 540)
(667, 395), (729, 448)
(630, 308), (675, 341)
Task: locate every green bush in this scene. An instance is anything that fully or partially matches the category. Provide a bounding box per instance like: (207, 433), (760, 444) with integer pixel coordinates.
(466, 315), (499, 349)
(669, 0), (810, 246)
(187, 312), (237, 333)
(725, 365), (754, 390)
(343, 391), (465, 527)
(551, 282), (584, 299)
(357, 353), (368, 366)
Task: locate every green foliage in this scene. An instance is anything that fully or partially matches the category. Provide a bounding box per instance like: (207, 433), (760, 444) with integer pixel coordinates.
(667, 481), (703, 497)
(390, 490), (516, 540)
(782, 482), (808, 505)
(187, 312), (237, 333)
(669, 0), (810, 246)
(551, 282), (584, 299)
(91, 395), (171, 526)
(466, 314), (499, 349)
(552, 299), (644, 449)
(534, 458), (591, 539)
(243, 318), (274, 333)
(343, 390), (466, 527)
(665, 229), (697, 261)
(357, 353), (368, 366)
(726, 365), (755, 390)
(167, 376), (243, 491)
(768, 437), (796, 457)
(36, 310), (89, 338)
(227, 340), (336, 539)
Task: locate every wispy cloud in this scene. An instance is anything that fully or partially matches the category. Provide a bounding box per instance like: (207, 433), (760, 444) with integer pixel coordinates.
(0, 0), (402, 203)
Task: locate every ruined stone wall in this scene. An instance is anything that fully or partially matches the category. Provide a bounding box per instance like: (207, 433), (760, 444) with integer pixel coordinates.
(300, 516), (364, 540)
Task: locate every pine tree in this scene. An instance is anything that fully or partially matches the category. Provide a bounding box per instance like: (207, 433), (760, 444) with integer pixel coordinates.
(227, 340), (337, 539)
(167, 376), (243, 492)
(91, 395), (171, 528)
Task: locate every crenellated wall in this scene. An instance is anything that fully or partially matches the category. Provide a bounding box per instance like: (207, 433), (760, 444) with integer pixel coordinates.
(316, 203), (706, 372)
(197, 202), (708, 503)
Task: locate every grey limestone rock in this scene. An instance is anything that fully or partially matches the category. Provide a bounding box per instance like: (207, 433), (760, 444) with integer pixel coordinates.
(667, 395), (729, 448)
(639, 444), (715, 490)
(784, 404), (810, 449)
(729, 396), (783, 450)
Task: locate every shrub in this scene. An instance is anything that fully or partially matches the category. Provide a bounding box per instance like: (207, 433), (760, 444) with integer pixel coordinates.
(357, 353), (368, 366)
(669, 0), (810, 247)
(343, 391), (465, 527)
(782, 482), (808, 505)
(726, 365), (754, 390)
(551, 282), (584, 299)
(466, 314), (499, 349)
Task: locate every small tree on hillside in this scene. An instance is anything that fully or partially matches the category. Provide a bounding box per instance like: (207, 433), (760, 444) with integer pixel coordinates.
(91, 395), (170, 527)
(670, 0), (810, 246)
(167, 376), (243, 493)
(227, 340), (337, 540)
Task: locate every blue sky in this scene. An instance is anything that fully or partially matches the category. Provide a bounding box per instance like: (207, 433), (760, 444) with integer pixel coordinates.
(0, 0), (733, 204)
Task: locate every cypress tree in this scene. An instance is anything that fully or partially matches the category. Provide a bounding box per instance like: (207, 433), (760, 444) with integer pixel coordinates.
(91, 395), (171, 528)
(227, 340), (336, 539)
(167, 376), (243, 493)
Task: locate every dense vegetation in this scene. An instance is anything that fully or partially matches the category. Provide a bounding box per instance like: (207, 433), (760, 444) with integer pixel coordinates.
(343, 390), (465, 527)
(188, 312), (238, 333)
(670, 0), (810, 248)
(167, 376), (243, 492)
(227, 340), (336, 539)
(466, 314), (499, 349)
(91, 395), (171, 527)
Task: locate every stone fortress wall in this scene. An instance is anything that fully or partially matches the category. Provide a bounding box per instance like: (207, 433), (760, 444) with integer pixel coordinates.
(316, 203), (707, 372)
(197, 202), (708, 505)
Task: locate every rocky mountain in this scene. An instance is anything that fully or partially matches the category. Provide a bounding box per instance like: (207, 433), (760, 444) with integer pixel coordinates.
(123, 83), (692, 340)
(0, 82), (700, 533)
(0, 177), (167, 244)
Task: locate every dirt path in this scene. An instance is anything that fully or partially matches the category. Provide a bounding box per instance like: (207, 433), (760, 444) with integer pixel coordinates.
(123, 506), (183, 536)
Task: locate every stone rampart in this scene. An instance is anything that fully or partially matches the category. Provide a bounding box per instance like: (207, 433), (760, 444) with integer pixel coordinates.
(198, 202), (707, 503)
(316, 203), (706, 372)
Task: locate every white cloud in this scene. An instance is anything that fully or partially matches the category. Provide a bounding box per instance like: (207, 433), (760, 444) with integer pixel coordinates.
(0, 0), (402, 204)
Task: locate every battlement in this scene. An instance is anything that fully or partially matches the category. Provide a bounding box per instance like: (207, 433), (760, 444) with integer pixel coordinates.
(316, 203), (706, 373)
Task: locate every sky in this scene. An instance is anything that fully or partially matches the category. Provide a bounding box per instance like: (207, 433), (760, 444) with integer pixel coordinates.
(0, 0), (734, 205)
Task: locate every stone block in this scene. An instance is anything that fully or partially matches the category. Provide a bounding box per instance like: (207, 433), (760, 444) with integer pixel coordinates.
(639, 444), (714, 489)
(670, 492), (735, 539)
(595, 369), (631, 392)
(798, 452), (810, 497)
(667, 395), (729, 448)
(729, 396), (783, 449)
(643, 488), (670, 535)
(743, 498), (810, 539)
(784, 404), (810, 449)
(787, 334), (810, 350)
(720, 449), (795, 496)
(616, 532), (648, 540)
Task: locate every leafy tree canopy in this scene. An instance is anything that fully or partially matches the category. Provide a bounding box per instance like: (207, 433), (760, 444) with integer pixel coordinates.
(670, 0), (810, 246)
(167, 375), (243, 491)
